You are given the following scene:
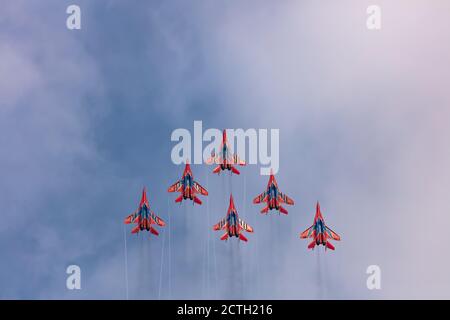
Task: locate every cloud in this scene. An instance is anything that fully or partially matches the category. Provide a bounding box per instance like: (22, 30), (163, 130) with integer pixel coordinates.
(1, 0), (450, 299)
(195, 0), (450, 298)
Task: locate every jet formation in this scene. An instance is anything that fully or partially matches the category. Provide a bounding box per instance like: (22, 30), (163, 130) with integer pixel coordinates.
(124, 129), (340, 250)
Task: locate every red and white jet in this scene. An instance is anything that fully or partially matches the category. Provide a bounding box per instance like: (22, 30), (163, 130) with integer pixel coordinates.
(168, 161), (208, 205)
(300, 202), (341, 250)
(124, 187), (165, 236)
(253, 171), (294, 214)
(206, 129), (245, 175)
(213, 194), (253, 242)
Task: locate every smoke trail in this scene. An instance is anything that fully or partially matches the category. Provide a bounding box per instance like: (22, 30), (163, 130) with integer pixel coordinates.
(266, 213), (276, 299)
(205, 169), (211, 299)
(225, 240), (244, 299)
(167, 196), (172, 299)
(316, 248), (324, 299)
(158, 218), (166, 300)
(242, 174), (247, 299)
(254, 219), (260, 299)
(181, 201), (190, 297)
(177, 194), (188, 298)
(123, 224), (129, 300)
(137, 234), (144, 298)
(201, 233), (207, 298)
(201, 168), (213, 300)
(235, 241), (244, 299)
(322, 248), (329, 299)
(207, 169), (219, 299)
(212, 239), (218, 299)
(224, 173), (245, 299)
(137, 234), (153, 299)
(200, 168), (206, 297)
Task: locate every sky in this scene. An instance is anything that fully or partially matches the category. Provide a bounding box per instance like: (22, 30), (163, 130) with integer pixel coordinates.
(1, 0), (450, 299)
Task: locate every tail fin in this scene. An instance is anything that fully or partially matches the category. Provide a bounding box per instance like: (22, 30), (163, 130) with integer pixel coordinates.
(230, 166), (240, 175)
(239, 233), (248, 242)
(260, 206), (269, 214)
(308, 240), (316, 249)
(220, 233), (229, 241)
(149, 226), (159, 236)
(213, 165), (221, 174)
(279, 206), (288, 215)
(326, 241), (335, 250)
(175, 195), (183, 203)
(193, 196), (202, 205)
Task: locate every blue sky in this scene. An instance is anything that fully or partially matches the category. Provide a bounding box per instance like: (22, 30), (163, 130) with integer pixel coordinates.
(1, 0), (450, 299)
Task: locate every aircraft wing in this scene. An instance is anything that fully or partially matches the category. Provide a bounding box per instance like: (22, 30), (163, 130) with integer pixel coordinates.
(239, 218), (253, 233)
(168, 180), (183, 193)
(124, 210), (138, 224)
(206, 154), (223, 165)
(325, 226), (341, 241)
(253, 191), (268, 204)
(300, 225), (315, 239)
(206, 148), (224, 165)
(193, 181), (208, 196)
(278, 192), (294, 205)
(213, 218), (227, 231)
(228, 153), (246, 165)
(150, 211), (165, 227)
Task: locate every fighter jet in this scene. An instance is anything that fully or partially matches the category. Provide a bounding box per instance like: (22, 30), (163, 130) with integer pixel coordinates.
(206, 129), (245, 175)
(168, 161), (208, 205)
(213, 194), (253, 241)
(124, 187), (165, 236)
(300, 202), (340, 250)
(253, 170), (294, 214)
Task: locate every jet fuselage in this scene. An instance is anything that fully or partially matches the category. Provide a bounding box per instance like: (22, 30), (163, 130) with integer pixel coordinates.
(267, 184), (280, 210)
(227, 210), (239, 238)
(219, 145), (234, 171)
(314, 218), (327, 246)
(136, 204), (152, 231)
(182, 173), (194, 200)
